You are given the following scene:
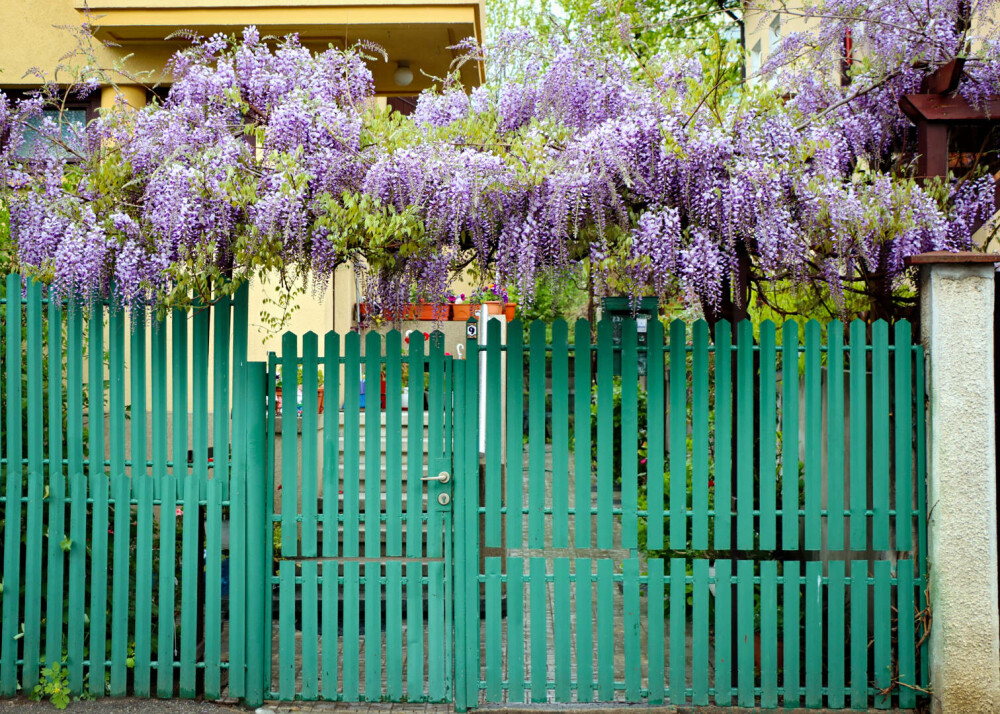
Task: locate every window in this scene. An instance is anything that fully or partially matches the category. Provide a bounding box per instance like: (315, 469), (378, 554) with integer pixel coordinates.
(17, 108), (88, 159)
(750, 40), (762, 76)
(3, 90), (99, 161)
(768, 16), (782, 53)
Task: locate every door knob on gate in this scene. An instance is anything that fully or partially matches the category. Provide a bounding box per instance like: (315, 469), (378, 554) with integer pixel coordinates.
(421, 471), (451, 484)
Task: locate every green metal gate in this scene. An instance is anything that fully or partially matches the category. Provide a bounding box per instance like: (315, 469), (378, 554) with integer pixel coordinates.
(262, 330), (456, 702)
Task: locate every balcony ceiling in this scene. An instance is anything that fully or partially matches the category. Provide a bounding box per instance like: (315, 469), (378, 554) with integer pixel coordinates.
(76, 1), (485, 92)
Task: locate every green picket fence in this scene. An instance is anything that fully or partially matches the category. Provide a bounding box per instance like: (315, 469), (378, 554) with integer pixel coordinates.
(0, 275), (250, 701)
(0, 271), (928, 710)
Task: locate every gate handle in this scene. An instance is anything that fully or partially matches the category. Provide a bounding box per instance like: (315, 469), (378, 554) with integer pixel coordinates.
(421, 471), (451, 484)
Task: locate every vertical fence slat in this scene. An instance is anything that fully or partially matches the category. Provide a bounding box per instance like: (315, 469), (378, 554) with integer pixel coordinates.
(132, 316), (153, 697)
(454, 352), (468, 712)
(596, 558), (614, 700)
(596, 319), (613, 549)
(827, 559), (846, 708)
(573, 320), (591, 549)
(782, 560), (800, 708)
(850, 559), (868, 709)
(385, 331), (402, 556)
(204, 476), (222, 698)
(321, 332), (340, 700)
(849, 320), (868, 551)
(530, 557), (547, 702)
(647, 317), (665, 550)
(713, 322), (731, 551)
(66, 305), (86, 693)
(623, 558), (641, 702)
(44, 294), (65, 673)
(713, 559), (732, 706)
(668, 320), (686, 550)
(462, 330), (479, 706)
(692, 559), (709, 705)
(508, 556), (525, 703)
(485, 557), (502, 701)
(760, 560), (778, 708)
(621, 320), (639, 550)
(486, 319), (504, 547)
(182, 306), (208, 697)
(169, 306), (187, 698)
(228, 285), (248, 698)
(691, 321), (709, 550)
(736, 321), (753, 550)
(898, 559), (916, 708)
(551, 320), (569, 548)
(278, 330), (299, 698)
(554, 557), (572, 702)
(363, 331), (382, 702)
(299, 333), (319, 700)
(109, 305), (129, 697)
(874, 560), (891, 708)
(647, 558), (665, 705)
(574, 558), (592, 703)
(426, 334), (445, 702)
(23, 281), (44, 689)
(736, 560), (754, 707)
(204, 300), (228, 698)
(804, 321), (822, 550)
(245, 362), (267, 706)
(759, 320), (777, 550)
(669, 557), (686, 705)
(894, 321), (913, 551)
(87, 298), (107, 697)
(528, 321), (546, 548)
(781, 321), (799, 549)
(805, 559), (823, 707)
(509, 320), (525, 549)
(342, 330), (361, 701)
(872, 320), (890, 550)
(154, 319), (175, 698)
(404, 331), (423, 700)
(385, 330), (403, 698)
(827, 321), (845, 550)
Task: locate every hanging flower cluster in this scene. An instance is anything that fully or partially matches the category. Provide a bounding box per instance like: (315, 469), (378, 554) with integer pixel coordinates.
(0, 0), (997, 321)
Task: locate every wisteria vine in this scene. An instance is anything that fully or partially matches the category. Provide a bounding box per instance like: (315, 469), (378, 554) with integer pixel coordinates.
(0, 0), (997, 322)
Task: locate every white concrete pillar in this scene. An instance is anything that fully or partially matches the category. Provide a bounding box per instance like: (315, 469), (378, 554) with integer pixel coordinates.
(910, 251), (1000, 713)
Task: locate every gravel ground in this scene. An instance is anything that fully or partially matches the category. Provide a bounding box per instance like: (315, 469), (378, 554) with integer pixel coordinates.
(0, 698), (248, 713)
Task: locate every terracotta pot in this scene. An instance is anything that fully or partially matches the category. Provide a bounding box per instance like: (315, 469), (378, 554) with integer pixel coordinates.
(482, 301), (503, 315)
(414, 302), (449, 321)
(451, 303), (475, 321)
(504, 303), (517, 320)
(317, 386), (325, 414)
(275, 386), (282, 412)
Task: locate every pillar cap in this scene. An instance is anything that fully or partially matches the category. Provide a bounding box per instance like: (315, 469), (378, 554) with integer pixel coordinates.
(904, 251), (1000, 266)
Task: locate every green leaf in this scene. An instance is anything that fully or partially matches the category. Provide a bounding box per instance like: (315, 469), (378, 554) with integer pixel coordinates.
(60, 536), (72, 552)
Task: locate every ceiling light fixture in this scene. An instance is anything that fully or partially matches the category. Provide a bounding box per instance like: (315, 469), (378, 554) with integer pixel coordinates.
(393, 60), (414, 87)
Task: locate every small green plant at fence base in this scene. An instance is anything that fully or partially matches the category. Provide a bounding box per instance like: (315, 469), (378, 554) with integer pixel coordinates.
(30, 661), (71, 709)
